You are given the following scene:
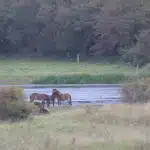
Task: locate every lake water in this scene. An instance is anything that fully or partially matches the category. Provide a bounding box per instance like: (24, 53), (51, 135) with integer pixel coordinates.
(24, 86), (121, 106)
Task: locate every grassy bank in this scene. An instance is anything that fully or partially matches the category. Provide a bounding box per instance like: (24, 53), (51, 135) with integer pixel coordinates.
(0, 59), (149, 84)
(0, 104), (150, 150)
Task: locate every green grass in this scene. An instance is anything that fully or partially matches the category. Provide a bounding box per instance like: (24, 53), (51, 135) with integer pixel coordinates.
(0, 104), (150, 150)
(0, 59), (149, 84)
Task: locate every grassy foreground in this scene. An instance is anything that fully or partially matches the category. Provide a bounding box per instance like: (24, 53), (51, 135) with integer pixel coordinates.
(0, 59), (149, 84)
(0, 104), (150, 150)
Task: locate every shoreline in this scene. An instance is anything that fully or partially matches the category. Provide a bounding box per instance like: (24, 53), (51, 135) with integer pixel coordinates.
(0, 84), (122, 88)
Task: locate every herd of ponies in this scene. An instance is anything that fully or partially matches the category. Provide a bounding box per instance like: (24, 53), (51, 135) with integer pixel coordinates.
(29, 88), (72, 113)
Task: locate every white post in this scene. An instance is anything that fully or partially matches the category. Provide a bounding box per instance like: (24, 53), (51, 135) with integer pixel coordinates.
(136, 64), (139, 76)
(77, 53), (80, 64)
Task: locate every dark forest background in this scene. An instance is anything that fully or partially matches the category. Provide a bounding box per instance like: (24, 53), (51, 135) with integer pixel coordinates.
(1, 0), (150, 66)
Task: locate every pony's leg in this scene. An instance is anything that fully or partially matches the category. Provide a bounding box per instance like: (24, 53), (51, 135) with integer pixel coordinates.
(46, 100), (50, 107)
(59, 101), (61, 106)
(70, 99), (72, 105)
(68, 96), (72, 105)
(67, 99), (72, 105)
(48, 100), (50, 107)
(58, 100), (61, 106)
(53, 100), (55, 107)
(58, 100), (60, 106)
(67, 99), (70, 105)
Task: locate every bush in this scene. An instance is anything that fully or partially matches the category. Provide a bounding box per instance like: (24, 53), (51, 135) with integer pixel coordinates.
(121, 78), (150, 103)
(0, 86), (36, 121)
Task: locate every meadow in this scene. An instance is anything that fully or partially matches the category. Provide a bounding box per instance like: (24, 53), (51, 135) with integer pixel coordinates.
(0, 104), (150, 150)
(0, 59), (149, 84)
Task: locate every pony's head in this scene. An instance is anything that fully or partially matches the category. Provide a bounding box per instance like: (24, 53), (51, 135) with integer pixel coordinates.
(30, 94), (35, 102)
(51, 89), (62, 99)
(52, 88), (57, 93)
(52, 89), (61, 94)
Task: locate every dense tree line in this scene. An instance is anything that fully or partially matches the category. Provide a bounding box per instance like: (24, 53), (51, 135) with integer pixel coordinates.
(0, 0), (150, 66)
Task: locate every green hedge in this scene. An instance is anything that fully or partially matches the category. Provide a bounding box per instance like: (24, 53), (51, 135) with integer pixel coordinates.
(32, 74), (135, 84)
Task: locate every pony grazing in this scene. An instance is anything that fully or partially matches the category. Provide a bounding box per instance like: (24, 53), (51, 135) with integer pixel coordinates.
(30, 93), (55, 107)
(34, 100), (50, 113)
(51, 89), (72, 106)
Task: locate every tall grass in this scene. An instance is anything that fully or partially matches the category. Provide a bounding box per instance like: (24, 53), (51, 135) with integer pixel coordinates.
(0, 104), (150, 150)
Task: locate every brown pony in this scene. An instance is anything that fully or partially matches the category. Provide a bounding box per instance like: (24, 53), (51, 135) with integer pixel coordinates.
(52, 89), (72, 106)
(30, 93), (55, 107)
(34, 100), (50, 113)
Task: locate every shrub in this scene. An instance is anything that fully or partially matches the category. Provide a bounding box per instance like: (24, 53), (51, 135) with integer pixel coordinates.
(121, 78), (150, 103)
(0, 86), (36, 121)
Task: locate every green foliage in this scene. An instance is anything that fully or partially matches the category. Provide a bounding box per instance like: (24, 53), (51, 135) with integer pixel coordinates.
(0, 87), (34, 121)
(121, 30), (150, 67)
(33, 74), (133, 84)
(121, 78), (150, 103)
(0, 0), (150, 67)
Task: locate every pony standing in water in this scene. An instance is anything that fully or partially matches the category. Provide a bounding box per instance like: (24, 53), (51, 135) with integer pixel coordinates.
(30, 93), (55, 107)
(51, 89), (72, 106)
